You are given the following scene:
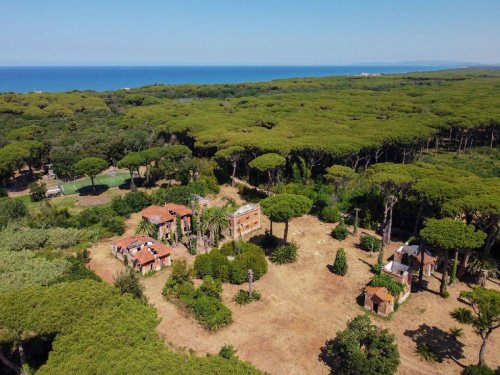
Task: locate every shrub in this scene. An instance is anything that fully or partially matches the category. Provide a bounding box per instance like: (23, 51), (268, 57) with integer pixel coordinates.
(200, 276), (223, 300)
(269, 242), (298, 264)
(0, 198), (28, 228)
(123, 190), (151, 212)
(193, 253), (214, 279)
(0, 226), (49, 251)
(114, 269), (146, 302)
(234, 289), (261, 305)
(111, 196), (132, 216)
(416, 343), (437, 362)
(229, 246), (268, 284)
(462, 365), (495, 375)
(48, 227), (81, 249)
(187, 294), (232, 331)
(331, 221), (349, 240)
(371, 273), (405, 297)
(319, 206), (341, 223)
(360, 234), (382, 252)
(102, 216), (125, 235)
(29, 182), (47, 202)
(332, 248), (348, 276)
(220, 240), (261, 256)
(451, 307), (474, 324)
(219, 344), (238, 360)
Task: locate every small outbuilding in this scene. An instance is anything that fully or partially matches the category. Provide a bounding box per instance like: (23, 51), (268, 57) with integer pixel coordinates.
(227, 203), (261, 240)
(364, 286), (395, 316)
(394, 244), (437, 277)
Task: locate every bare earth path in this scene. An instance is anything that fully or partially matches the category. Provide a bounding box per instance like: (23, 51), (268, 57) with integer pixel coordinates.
(88, 186), (500, 375)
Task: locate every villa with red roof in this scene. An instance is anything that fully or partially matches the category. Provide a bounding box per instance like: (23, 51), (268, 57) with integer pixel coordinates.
(140, 203), (192, 241)
(112, 235), (173, 274)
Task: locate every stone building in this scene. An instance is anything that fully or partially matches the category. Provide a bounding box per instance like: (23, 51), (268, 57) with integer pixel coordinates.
(364, 286), (395, 316)
(227, 204), (261, 240)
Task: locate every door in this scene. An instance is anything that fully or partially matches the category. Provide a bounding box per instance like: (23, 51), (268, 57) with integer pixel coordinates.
(373, 303), (379, 314)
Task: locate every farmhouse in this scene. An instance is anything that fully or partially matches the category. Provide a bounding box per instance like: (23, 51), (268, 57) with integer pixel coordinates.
(383, 261), (412, 303)
(141, 203), (192, 240)
(112, 235), (173, 274)
(364, 286), (395, 316)
(394, 244), (438, 277)
(227, 203), (261, 240)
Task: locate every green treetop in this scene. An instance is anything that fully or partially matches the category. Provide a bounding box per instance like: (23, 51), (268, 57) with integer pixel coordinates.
(74, 157), (108, 194)
(420, 218), (486, 296)
(118, 152), (146, 189)
(215, 145), (245, 185)
(261, 193), (312, 243)
(249, 153), (286, 187)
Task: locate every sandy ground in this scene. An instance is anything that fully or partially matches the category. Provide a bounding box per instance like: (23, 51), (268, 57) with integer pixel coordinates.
(88, 186), (500, 375)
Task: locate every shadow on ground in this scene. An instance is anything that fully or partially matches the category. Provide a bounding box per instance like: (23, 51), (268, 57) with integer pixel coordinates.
(404, 324), (465, 366)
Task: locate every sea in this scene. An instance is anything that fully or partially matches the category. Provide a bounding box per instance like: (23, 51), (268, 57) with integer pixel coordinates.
(0, 65), (459, 93)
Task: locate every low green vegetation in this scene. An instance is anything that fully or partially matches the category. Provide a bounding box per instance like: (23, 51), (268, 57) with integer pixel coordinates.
(416, 343), (438, 362)
(331, 220), (349, 240)
(331, 248), (348, 276)
(0, 280), (262, 374)
(360, 234), (382, 252)
(194, 243), (268, 284)
(269, 242), (298, 264)
(371, 273), (405, 298)
(163, 261), (232, 331)
(234, 289), (261, 305)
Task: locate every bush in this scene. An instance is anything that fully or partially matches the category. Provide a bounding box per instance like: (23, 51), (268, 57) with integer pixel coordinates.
(451, 307), (474, 324)
(219, 344), (238, 360)
(200, 276), (223, 300)
(462, 365), (495, 375)
(123, 190), (151, 212)
(48, 227), (81, 249)
(0, 226), (49, 251)
(229, 246), (268, 284)
(220, 240), (261, 256)
(234, 289), (261, 305)
(114, 269), (146, 302)
(0, 198), (28, 228)
(416, 343), (437, 362)
(371, 273), (405, 297)
(360, 234), (382, 252)
(269, 242), (298, 264)
(29, 182), (47, 202)
(331, 221), (349, 240)
(319, 206), (341, 223)
(102, 216), (125, 235)
(195, 243), (268, 285)
(111, 196), (132, 216)
(332, 248), (348, 276)
(187, 293), (232, 331)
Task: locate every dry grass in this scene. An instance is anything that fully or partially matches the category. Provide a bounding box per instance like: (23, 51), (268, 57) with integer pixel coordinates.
(88, 185), (500, 375)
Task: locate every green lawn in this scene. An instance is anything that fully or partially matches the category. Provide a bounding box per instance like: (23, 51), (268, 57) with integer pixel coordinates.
(60, 173), (130, 195)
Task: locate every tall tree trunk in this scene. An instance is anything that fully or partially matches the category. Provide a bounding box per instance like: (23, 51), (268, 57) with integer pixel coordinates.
(450, 250), (459, 284)
(90, 176), (96, 194)
(17, 344), (28, 375)
(269, 220), (273, 236)
(440, 252), (450, 297)
(418, 244), (426, 289)
(283, 220), (289, 243)
(129, 169), (136, 189)
(413, 204), (424, 236)
(479, 329), (493, 366)
(0, 347), (22, 375)
(231, 161), (237, 185)
(387, 200), (394, 245)
(458, 248), (472, 278)
(484, 225), (499, 256)
(382, 199), (390, 247)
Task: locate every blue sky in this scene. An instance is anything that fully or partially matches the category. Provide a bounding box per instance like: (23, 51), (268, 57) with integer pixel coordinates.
(1, 0), (499, 66)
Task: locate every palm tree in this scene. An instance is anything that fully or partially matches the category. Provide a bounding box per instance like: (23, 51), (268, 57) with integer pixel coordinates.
(201, 206), (229, 247)
(135, 218), (157, 238)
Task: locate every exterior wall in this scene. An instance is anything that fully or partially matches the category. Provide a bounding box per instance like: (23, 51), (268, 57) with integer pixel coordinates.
(363, 294), (394, 316)
(228, 206), (261, 239)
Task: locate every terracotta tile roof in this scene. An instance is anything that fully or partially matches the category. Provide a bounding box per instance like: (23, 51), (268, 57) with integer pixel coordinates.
(141, 205), (175, 224)
(115, 235), (154, 249)
(365, 286), (394, 303)
(133, 242), (173, 266)
(164, 203), (192, 217)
